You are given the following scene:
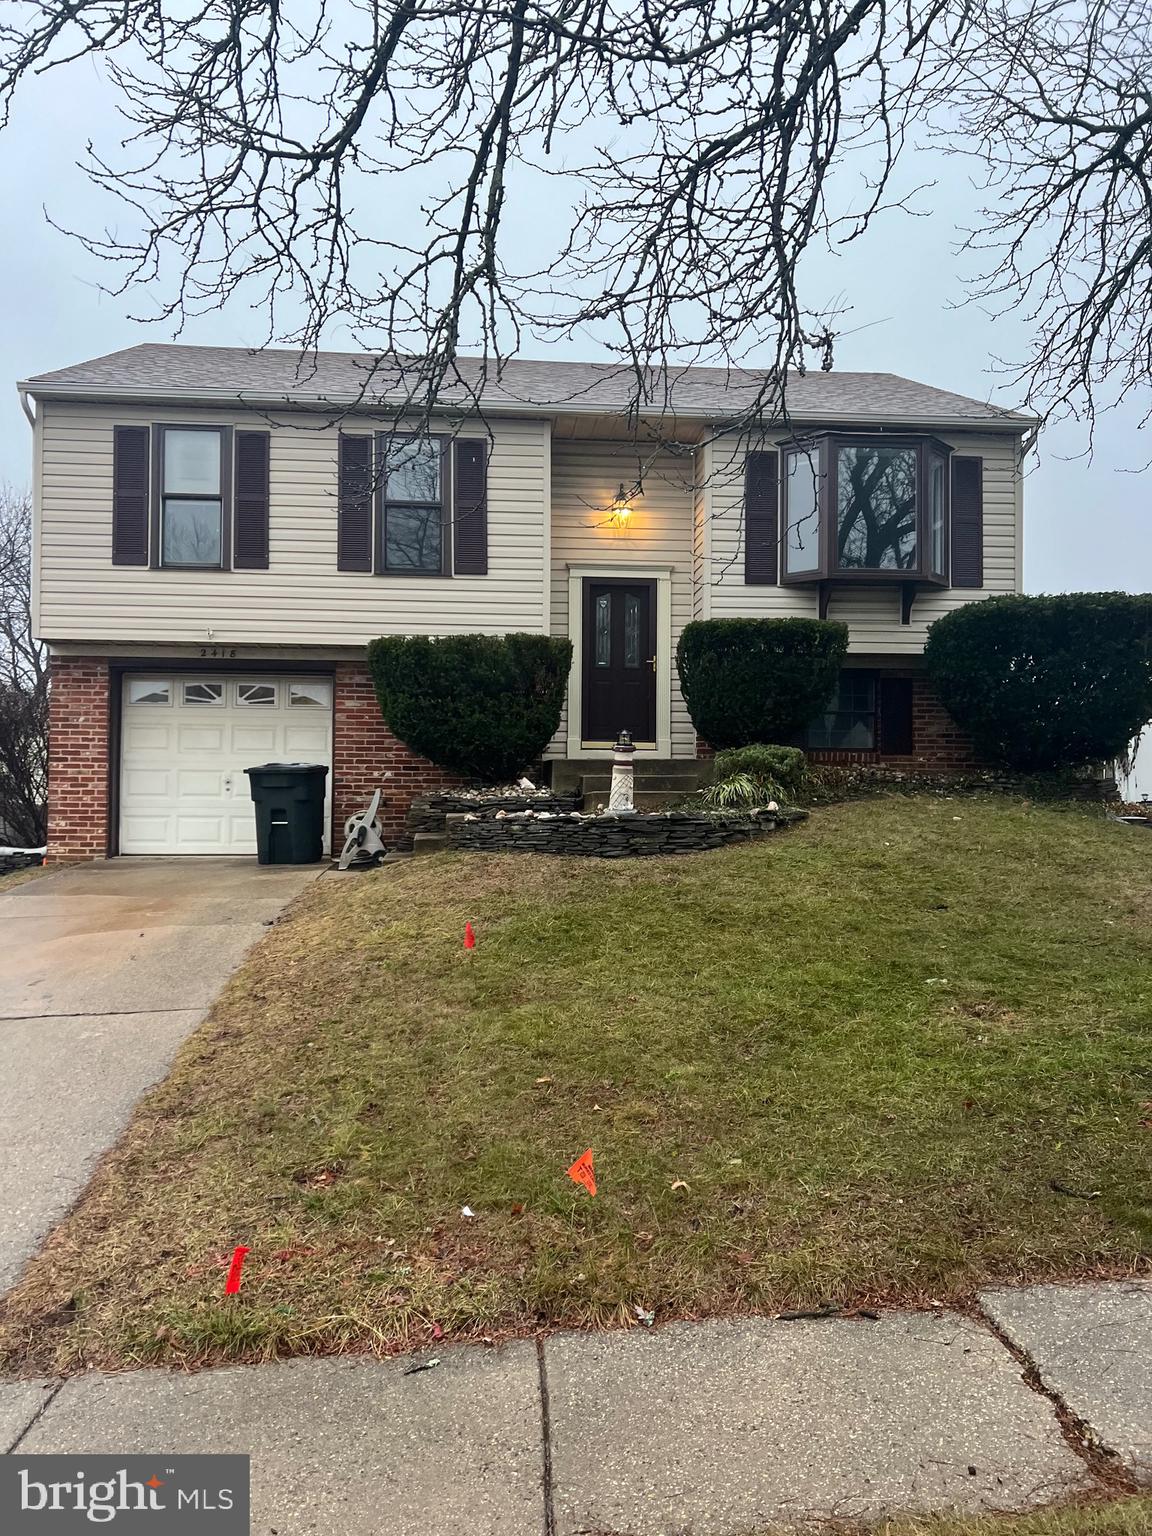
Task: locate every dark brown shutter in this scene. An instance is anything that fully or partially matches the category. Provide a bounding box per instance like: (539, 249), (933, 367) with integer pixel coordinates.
(744, 450), (779, 584)
(950, 456), (984, 588)
(879, 675), (915, 755)
(112, 425), (150, 566)
(233, 431), (270, 569)
(338, 434), (374, 572)
(453, 437), (488, 575)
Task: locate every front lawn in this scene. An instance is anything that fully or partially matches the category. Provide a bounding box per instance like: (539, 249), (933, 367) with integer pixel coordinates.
(2, 795), (1149, 1372)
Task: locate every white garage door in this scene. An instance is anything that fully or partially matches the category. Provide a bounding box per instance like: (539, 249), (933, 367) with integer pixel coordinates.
(119, 674), (334, 855)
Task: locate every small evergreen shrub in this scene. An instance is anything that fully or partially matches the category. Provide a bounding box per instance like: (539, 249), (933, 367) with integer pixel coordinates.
(713, 744), (808, 797)
(677, 618), (848, 750)
(924, 593), (1152, 771)
(366, 633), (573, 782)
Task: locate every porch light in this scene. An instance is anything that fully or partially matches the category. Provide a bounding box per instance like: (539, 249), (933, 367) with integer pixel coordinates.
(608, 484), (633, 526)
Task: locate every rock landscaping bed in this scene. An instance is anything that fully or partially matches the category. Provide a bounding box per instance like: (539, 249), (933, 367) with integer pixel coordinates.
(0, 847), (44, 877)
(406, 786), (582, 835)
(446, 805), (806, 856)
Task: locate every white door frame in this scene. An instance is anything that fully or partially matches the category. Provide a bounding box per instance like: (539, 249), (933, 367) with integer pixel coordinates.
(565, 563), (674, 759)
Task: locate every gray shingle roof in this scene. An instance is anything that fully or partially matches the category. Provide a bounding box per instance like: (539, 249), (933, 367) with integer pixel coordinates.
(19, 343), (1033, 427)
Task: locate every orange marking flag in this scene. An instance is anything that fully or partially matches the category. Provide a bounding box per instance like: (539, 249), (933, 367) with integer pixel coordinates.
(567, 1148), (597, 1197)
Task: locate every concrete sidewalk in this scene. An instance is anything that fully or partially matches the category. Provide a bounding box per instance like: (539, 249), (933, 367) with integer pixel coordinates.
(0, 859), (322, 1291)
(2, 1281), (1148, 1535)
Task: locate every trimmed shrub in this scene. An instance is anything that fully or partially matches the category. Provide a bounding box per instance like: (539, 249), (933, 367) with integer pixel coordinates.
(923, 593), (1152, 771)
(677, 618), (848, 750)
(366, 633), (573, 782)
(713, 744), (808, 797)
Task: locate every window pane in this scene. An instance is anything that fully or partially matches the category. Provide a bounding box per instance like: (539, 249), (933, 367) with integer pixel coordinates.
(384, 437), (440, 502)
(785, 448), (821, 573)
(163, 499), (222, 566)
(182, 681), (223, 706)
(807, 673), (877, 749)
(236, 682), (277, 707)
(127, 679), (170, 705)
(289, 680), (332, 709)
(930, 458), (946, 575)
(623, 594), (641, 667)
(594, 592), (610, 666)
(164, 429), (221, 495)
(836, 446), (917, 570)
(385, 504), (442, 571)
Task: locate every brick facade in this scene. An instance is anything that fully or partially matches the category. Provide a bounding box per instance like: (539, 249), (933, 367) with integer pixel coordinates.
(807, 668), (983, 773)
(46, 656), (111, 862)
(332, 662), (463, 849)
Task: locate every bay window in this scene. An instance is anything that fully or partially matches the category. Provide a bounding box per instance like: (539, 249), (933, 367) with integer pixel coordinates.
(780, 433), (951, 591)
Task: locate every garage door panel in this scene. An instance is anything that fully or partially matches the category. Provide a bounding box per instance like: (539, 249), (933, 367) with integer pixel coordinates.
(230, 724), (279, 754)
(177, 724), (227, 753)
(123, 767), (174, 799)
(123, 724), (172, 752)
(120, 674), (333, 856)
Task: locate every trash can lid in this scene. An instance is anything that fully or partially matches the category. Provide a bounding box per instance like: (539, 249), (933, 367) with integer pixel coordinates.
(244, 761), (329, 773)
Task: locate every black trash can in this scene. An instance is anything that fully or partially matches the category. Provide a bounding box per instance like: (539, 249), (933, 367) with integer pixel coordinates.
(244, 762), (329, 865)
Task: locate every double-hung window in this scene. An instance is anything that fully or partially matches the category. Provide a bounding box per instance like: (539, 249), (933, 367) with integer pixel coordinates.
(159, 426), (230, 568)
(806, 672), (878, 750)
(378, 435), (447, 574)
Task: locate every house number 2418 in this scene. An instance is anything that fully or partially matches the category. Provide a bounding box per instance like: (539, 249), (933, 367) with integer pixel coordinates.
(199, 646), (238, 658)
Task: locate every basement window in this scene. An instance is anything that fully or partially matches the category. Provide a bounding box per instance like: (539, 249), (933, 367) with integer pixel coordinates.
(806, 673), (878, 750)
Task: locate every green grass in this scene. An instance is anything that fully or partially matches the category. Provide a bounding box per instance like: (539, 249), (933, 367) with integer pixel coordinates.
(1, 795), (1149, 1373)
(833, 1498), (1152, 1536)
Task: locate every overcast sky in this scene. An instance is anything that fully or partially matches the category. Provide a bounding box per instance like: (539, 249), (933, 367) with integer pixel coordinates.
(2, 49), (1149, 789)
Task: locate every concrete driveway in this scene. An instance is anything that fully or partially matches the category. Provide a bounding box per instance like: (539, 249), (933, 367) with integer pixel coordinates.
(0, 859), (323, 1292)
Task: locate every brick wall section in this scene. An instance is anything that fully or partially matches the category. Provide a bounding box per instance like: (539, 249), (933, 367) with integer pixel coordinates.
(808, 670), (984, 772)
(696, 669), (986, 772)
(47, 656), (111, 862)
(332, 662), (464, 848)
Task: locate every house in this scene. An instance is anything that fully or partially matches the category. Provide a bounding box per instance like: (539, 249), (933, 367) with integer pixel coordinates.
(18, 344), (1032, 861)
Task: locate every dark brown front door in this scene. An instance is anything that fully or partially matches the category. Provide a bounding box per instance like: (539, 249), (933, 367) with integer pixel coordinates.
(582, 579), (657, 743)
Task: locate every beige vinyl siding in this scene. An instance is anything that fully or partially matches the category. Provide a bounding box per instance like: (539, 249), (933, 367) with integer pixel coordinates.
(547, 440), (696, 757)
(691, 440), (710, 621)
(35, 401), (548, 645)
(705, 430), (1023, 653)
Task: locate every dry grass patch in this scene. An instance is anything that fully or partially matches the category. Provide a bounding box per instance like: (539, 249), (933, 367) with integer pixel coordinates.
(1, 796), (1149, 1373)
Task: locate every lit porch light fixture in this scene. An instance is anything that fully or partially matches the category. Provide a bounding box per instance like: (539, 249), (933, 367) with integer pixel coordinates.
(608, 483), (634, 526)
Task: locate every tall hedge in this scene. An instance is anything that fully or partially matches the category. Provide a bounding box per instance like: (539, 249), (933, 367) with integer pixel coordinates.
(676, 618), (849, 750)
(923, 593), (1152, 770)
(367, 633), (573, 782)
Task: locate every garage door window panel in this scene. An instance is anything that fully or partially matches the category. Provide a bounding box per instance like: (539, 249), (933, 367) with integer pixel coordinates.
(183, 681), (224, 706)
(289, 681), (332, 709)
(236, 681), (278, 707)
(155, 425), (232, 570)
(127, 679), (172, 705)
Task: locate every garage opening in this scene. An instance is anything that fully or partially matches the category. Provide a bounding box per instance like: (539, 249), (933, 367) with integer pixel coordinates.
(118, 673), (334, 855)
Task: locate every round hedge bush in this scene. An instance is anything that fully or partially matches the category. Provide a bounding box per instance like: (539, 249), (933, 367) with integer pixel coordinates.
(367, 633), (573, 782)
(923, 593), (1152, 770)
(676, 618), (848, 750)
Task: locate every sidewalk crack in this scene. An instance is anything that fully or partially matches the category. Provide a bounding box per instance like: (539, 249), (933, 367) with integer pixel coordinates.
(4, 1380), (65, 1455)
(974, 1304), (1140, 1494)
(536, 1337), (557, 1536)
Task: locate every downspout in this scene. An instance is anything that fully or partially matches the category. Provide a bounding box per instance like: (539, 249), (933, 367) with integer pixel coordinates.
(20, 389), (35, 428)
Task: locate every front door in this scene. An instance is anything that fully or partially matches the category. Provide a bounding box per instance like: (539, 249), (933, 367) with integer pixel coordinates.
(582, 579), (657, 744)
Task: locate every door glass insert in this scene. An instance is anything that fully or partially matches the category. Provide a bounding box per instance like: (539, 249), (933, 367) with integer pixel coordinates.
(288, 680), (333, 709)
(594, 592), (611, 666)
(127, 679), (171, 705)
(236, 681), (277, 707)
(623, 593), (641, 667)
(182, 681), (224, 706)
